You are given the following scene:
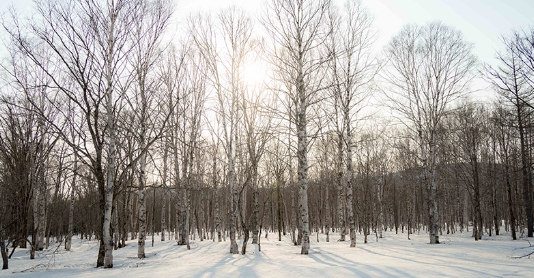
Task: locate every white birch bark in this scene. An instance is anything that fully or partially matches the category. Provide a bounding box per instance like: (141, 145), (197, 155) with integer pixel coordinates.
(161, 194), (166, 242)
(113, 198), (119, 250)
(188, 8), (253, 255)
(130, 0), (172, 256)
(345, 115), (356, 247)
(215, 188), (222, 242)
(103, 144), (115, 268)
(229, 142), (239, 254)
(263, 0), (331, 254)
(297, 102), (310, 254)
(213, 147), (222, 242)
(183, 187), (191, 249)
(337, 133), (346, 241)
(326, 1), (377, 247)
(137, 148), (147, 258)
(102, 1), (120, 267)
(252, 188), (259, 244)
(377, 178), (385, 239)
(103, 62), (117, 268)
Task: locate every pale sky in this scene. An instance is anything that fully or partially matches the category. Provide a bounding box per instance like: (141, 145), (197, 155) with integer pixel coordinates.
(362, 0), (533, 65)
(1, 0), (532, 65)
(175, 0), (534, 65)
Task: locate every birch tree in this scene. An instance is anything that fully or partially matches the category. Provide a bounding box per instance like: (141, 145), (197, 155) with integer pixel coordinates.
(190, 7), (255, 254)
(176, 49), (206, 249)
(326, 0), (377, 247)
(240, 82), (272, 254)
(4, 0), (137, 267)
(383, 21), (476, 244)
(263, 0), (331, 254)
(127, 0), (173, 259)
(157, 45), (186, 244)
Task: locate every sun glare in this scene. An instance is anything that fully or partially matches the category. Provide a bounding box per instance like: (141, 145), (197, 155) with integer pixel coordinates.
(242, 58), (269, 89)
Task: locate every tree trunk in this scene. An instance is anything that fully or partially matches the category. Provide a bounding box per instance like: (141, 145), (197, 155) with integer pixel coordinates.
(229, 186), (239, 254)
(504, 151), (517, 240)
(345, 114), (356, 247)
(103, 56), (117, 270)
(161, 194), (166, 242)
(229, 143), (239, 254)
(517, 103), (533, 238)
(198, 191), (205, 241)
(325, 180), (330, 243)
(103, 138), (116, 268)
(178, 186), (191, 249)
(137, 149), (147, 258)
(215, 187), (222, 242)
(493, 180), (500, 236)
(277, 183), (282, 241)
(424, 133), (439, 244)
(472, 156), (483, 241)
(1, 239), (7, 270)
(337, 133), (346, 242)
(161, 139), (168, 242)
(252, 189), (260, 244)
(103, 150), (115, 268)
(65, 154), (76, 251)
(151, 188), (155, 247)
(36, 154), (46, 251)
(241, 227), (249, 255)
(298, 98), (310, 255)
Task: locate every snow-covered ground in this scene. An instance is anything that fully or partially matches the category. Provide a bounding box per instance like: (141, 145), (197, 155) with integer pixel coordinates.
(3, 230), (534, 277)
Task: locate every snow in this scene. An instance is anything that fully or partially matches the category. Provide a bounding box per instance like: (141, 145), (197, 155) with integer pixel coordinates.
(3, 231), (534, 277)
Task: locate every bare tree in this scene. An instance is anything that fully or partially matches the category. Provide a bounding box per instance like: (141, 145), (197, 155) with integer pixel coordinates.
(3, 0), (138, 267)
(190, 7), (255, 254)
(126, 0), (173, 259)
(485, 32), (534, 237)
(326, 0), (378, 247)
(490, 105), (518, 239)
(263, 0), (331, 255)
(239, 81), (273, 254)
(1, 39), (61, 256)
(451, 102), (488, 240)
(65, 102), (79, 251)
(383, 21), (476, 244)
(156, 45), (187, 245)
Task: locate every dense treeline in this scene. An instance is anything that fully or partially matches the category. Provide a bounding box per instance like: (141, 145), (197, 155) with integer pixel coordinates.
(1, 0), (534, 270)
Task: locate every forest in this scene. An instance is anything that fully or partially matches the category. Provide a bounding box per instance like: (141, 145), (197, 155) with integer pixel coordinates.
(1, 0), (534, 271)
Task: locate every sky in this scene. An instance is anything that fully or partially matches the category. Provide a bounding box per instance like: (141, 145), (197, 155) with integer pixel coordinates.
(1, 0), (533, 100)
(362, 0), (534, 65)
(174, 0), (534, 65)
(1, 0), (532, 64)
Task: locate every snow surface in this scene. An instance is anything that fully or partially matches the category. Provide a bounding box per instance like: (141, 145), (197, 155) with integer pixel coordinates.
(3, 230), (534, 277)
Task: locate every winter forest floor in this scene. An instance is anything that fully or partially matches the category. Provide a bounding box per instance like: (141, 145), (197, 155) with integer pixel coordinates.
(3, 230), (534, 277)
